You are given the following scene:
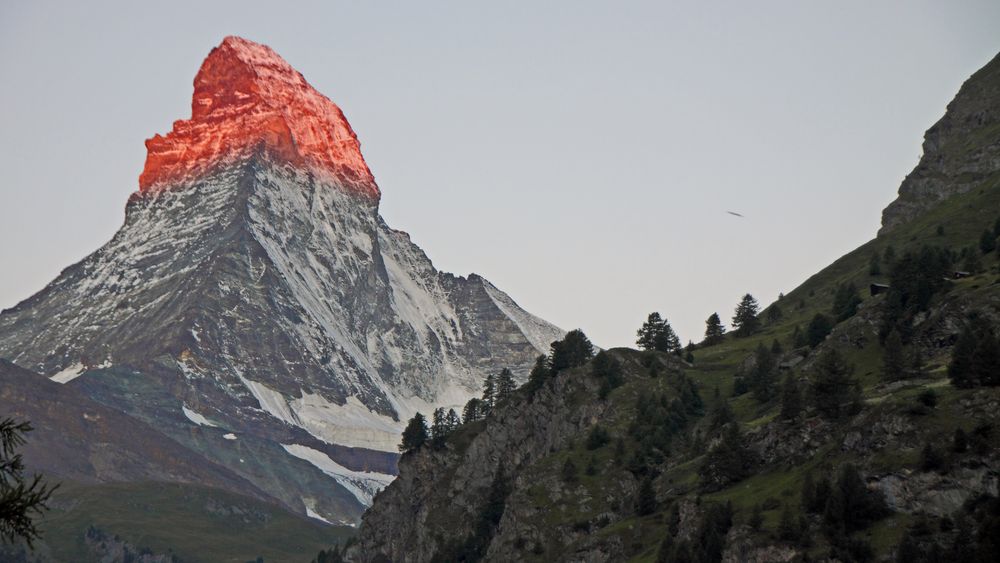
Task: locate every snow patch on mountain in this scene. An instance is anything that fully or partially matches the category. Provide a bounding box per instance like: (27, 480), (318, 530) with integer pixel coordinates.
(50, 363), (85, 384)
(289, 392), (402, 452)
(238, 374), (299, 426)
(379, 229), (463, 348)
(182, 405), (218, 427)
(282, 443), (395, 507)
(304, 498), (334, 525)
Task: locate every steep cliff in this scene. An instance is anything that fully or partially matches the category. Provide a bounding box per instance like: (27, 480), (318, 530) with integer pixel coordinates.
(880, 52), (1000, 234)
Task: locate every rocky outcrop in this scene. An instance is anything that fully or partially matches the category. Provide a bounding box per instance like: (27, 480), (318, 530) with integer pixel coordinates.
(722, 526), (799, 563)
(346, 350), (700, 562)
(875, 466), (999, 516)
(346, 359), (611, 562)
(879, 52), (1000, 234)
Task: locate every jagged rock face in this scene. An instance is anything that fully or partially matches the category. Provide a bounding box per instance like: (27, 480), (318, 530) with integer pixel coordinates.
(879, 52), (1000, 234)
(346, 360), (615, 562)
(346, 350), (692, 563)
(0, 36), (563, 525)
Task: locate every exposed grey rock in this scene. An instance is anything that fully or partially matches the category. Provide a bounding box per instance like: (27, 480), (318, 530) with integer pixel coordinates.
(346, 353), (654, 562)
(880, 52), (1000, 234)
(723, 525), (799, 563)
(875, 466), (999, 516)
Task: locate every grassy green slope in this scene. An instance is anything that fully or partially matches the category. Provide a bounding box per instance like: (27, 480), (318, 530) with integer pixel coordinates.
(34, 481), (353, 562)
(629, 174), (1000, 559)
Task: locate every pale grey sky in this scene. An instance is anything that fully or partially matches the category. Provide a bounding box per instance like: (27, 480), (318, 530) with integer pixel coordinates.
(1, 1), (998, 347)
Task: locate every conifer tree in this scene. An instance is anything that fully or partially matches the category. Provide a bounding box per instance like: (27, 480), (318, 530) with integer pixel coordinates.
(810, 349), (861, 419)
(822, 464), (887, 533)
(462, 398), (483, 424)
(749, 504), (763, 531)
(524, 354), (549, 394)
(750, 344), (778, 402)
(778, 504), (799, 542)
(972, 329), (1000, 386)
(708, 400), (734, 432)
(731, 294), (761, 337)
(806, 313), (834, 348)
(431, 407), (450, 446)
(801, 472), (818, 513)
(766, 304), (783, 324)
(953, 428), (968, 453)
(399, 412), (429, 452)
(792, 325), (807, 348)
(882, 329), (906, 381)
(980, 229), (997, 254)
(771, 338), (784, 356)
(660, 321), (682, 353)
(0, 418), (57, 547)
(883, 245), (896, 266)
(592, 350), (624, 399)
(779, 374), (802, 420)
(586, 425), (610, 450)
(895, 531), (920, 563)
(549, 329), (594, 374)
(481, 372), (497, 412)
(637, 312), (666, 351)
(832, 282), (862, 321)
(636, 313), (681, 352)
(964, 247), (984, 274)
(494, 368), (516, 405)
(949, 319), (980, 388)
(910, 345), (926, 379)
(613, 437), (626, 466)
(561, 458), (578, 484)
(881, 245), (952, 339)
(920, 442), (943, 471)
(949, 315), (1000, 387)
(869, 253), (882, 275)
(703, 313), (726, 345)
(445, 408), (461, 431)
(635, 477), (657, 516)
(698, 424), (756, 491)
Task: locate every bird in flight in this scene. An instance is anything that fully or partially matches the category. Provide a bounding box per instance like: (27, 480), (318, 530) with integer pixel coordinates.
(726, 211), (745, 218)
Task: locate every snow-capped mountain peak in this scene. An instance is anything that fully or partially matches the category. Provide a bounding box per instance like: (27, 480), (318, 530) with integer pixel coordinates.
(141, 36), (376, 198)
(0, 36), (564, 524)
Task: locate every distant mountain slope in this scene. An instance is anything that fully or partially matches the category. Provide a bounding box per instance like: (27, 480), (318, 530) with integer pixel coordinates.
(0, 481), (353, 563)
(0, 360), (260, 495)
